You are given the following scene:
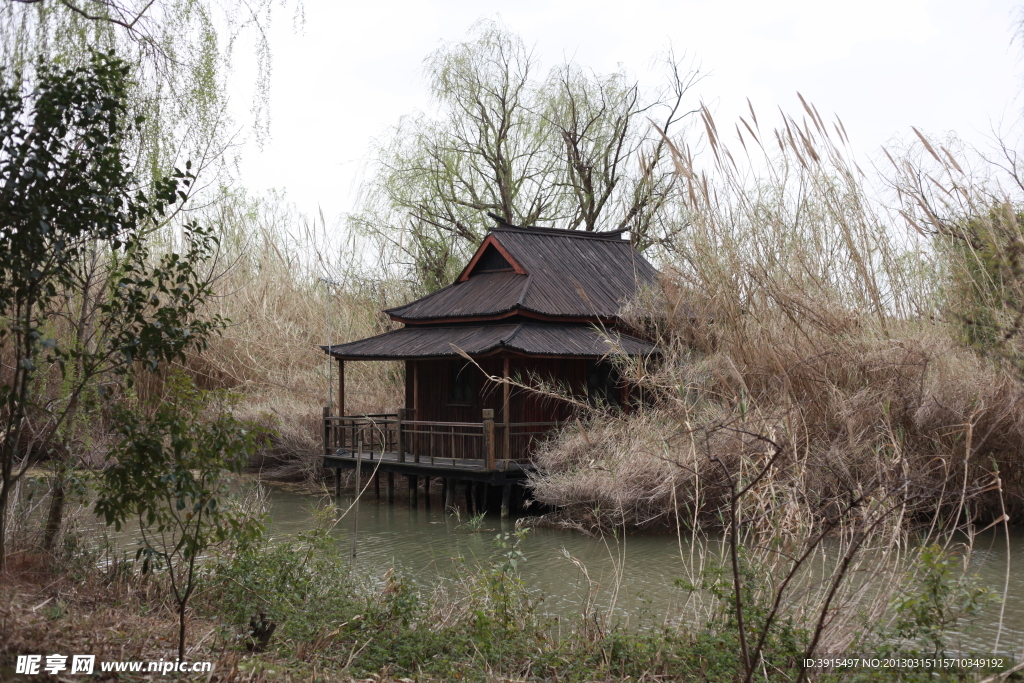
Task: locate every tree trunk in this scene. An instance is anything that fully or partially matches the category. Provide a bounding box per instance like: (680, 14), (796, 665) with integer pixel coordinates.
(0, 482), (9, 571)
(42, 475), (65, 553)
(178, 603), (187, 661)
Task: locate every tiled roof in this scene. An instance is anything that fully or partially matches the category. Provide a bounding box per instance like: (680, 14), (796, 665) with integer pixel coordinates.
(386, 224), (657, 322)
(323, 323), (656, 360)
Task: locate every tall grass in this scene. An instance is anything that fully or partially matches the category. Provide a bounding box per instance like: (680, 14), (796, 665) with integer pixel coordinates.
(517, 102), (1024, 664)
(180, 194), (406, 482)
(529, 102), (1024, 530)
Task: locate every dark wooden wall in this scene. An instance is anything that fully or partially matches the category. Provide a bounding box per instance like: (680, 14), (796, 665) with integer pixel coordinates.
(404, 356), (588, 424)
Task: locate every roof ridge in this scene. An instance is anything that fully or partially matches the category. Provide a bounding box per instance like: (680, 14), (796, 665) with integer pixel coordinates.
(503, 322), (525, 345)
(490, 224), (629, 241)
(515, 273), (532, 307)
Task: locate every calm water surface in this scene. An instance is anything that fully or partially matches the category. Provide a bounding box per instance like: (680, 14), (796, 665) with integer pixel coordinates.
(264, 484), (1024, 656)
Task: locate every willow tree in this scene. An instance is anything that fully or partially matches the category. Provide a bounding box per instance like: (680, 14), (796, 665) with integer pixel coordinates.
(1, 0), (293, 553)
(353, 20), (701, 293)
(1, 0), (291, 188)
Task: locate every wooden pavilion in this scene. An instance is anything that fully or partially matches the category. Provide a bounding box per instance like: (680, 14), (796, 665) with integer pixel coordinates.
(321, 218), (658, 514)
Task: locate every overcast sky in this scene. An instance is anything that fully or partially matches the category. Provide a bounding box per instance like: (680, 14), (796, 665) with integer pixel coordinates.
(227, 0), (1024, 224)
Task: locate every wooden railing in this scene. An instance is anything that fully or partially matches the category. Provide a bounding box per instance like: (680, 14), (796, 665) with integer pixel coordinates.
(495, 421), (560, 462)
(323, 412), (398, 456)
(323, 408), (560, 468)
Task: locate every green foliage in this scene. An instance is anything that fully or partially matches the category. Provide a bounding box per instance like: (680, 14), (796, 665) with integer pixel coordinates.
(890, 544), (993, 658)
(940, 204), (1024, 369)
(467, 528), (533, 646)
(0, 49), (223, 569)
(185, 518), (1014, 682)
(208, 504), (361, 641)
(94, 373), (268, 657)
(458, 510), (487, 531)
(676, 546), (809, 677)
(202, 520), (820, 681)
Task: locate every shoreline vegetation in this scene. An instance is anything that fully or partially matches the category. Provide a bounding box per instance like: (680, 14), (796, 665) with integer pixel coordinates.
(2, 12), (1024, 683)
(0, 481), (1018, 682)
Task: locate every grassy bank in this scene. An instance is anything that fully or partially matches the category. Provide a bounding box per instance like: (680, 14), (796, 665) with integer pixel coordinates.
(1, 488), (1018, 682)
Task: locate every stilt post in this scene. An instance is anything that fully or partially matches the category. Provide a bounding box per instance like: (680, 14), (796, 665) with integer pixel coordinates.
(501, 484), (511, 518)
(353, 434), (362, 558)
(338, 359), (345, 417)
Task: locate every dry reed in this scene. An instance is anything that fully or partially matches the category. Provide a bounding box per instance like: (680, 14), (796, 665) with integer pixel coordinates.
(178, 196), (406, 484)
(529, 102), (1024, 531)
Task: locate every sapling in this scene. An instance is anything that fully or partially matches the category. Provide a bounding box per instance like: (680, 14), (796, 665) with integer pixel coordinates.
(95, 374), (268, 660)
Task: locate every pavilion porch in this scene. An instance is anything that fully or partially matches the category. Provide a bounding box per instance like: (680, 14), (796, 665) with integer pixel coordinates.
(321, 409), (562, 516)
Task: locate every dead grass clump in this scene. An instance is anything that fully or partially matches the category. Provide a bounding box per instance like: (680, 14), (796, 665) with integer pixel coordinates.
(530, 102), (1024, 530)
(179, 195), (406, 486)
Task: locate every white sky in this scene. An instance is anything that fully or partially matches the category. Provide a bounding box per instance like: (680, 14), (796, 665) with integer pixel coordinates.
(228, 0), (1024, 225)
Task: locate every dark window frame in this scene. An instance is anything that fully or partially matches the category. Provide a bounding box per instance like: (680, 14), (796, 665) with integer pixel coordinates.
(448, 359), (477, 406)
(586, 359), (620, 409)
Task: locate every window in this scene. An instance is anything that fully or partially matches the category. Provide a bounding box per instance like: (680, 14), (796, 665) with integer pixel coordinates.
(586, 360), (620, 408)
(471, 245), (512, 273)
(449, 360), (476, 404)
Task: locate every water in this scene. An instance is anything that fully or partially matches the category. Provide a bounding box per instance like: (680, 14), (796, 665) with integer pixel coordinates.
(264, 483), (1024, 656)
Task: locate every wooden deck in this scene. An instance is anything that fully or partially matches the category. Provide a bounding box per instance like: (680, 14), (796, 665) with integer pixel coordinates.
(322, 448), (532, 484)
(322, 449), (531, 517)
(321, 410), (554, 516)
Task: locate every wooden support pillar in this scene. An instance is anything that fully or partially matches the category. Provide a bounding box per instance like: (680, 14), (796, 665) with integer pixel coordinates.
(412, 363), (420, 463)
(423, 476), (431, 509)
(482, 409), (495, 470)
(374, 472), (380, 500)
(408, 475), (418, 507)
(396, 408), (406, 464)
(478, 483), (488, 514)
(323, 406), (330, 455)
(337, 359), (345, 417)
(387, 472), (395, 503)
(444, 479), (453, 510)
(501, 484), (511, 518)
(464, 480), (474, 514)
(334, 468), (341, 498)
(503, 356), (510, 462)
(412, 361), (419, 416)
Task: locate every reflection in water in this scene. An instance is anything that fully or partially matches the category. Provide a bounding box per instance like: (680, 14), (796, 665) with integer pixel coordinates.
(266, 484), (1024, 654)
